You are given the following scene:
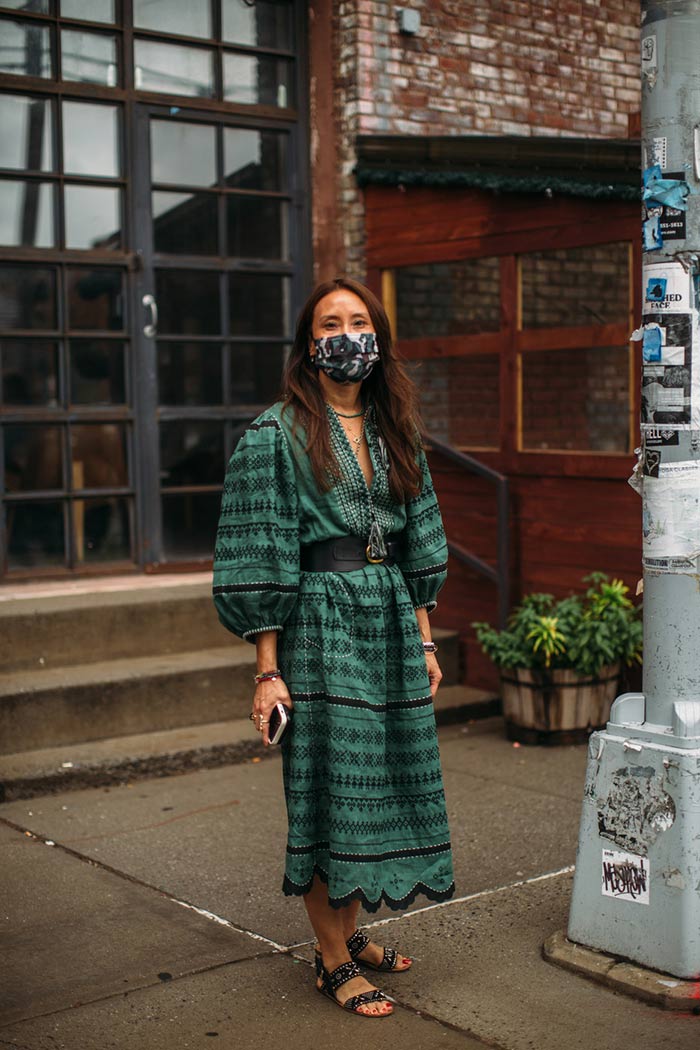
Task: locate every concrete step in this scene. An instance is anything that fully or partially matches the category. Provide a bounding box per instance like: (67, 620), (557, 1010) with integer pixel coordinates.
(0, 685), (500, 801)
(0, 606), (461, 754)
(0, 579), (233, 673)
(0, 646), (257, 755)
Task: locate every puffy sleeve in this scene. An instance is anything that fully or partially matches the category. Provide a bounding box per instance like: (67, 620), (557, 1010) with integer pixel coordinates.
(213, 417), (300, 641)
(398, 445), (448, 613)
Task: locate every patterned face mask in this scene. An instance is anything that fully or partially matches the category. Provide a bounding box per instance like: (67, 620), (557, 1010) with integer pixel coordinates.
(311, 331), (379, 384)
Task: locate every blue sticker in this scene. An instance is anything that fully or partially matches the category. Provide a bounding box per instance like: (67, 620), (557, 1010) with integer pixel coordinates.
(643, 165), (690, 211)
(643, 164), (663, 188)
(643, 214), (663, 251)
(646, 276), (667, 302)
(642, 326), (663, 362)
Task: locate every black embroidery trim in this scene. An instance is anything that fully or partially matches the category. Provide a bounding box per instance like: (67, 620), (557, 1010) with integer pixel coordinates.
(213, 582), (299, 594)
(282, 866), (456, 913)
(402, 562), (449, 580)
(292, 690), (433, 712)
(247, 419), (282, 432)
(286, 841), (452, 863)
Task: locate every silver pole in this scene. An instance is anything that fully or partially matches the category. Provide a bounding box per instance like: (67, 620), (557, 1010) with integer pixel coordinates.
(566, 0), (700, 978)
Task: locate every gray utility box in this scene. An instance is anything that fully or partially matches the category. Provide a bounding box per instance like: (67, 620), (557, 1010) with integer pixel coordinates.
(568, 691), (700, 978)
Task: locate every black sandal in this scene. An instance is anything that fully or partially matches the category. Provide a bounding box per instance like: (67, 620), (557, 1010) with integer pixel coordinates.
(316, 959), (393, 1017)
(346, 928), (410, 973)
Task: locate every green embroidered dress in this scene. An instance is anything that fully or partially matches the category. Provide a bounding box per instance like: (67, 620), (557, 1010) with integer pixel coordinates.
(213, 401), (455, 911)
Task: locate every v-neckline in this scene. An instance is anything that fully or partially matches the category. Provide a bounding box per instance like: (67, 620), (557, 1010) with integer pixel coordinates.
(328, 404), (376, 495)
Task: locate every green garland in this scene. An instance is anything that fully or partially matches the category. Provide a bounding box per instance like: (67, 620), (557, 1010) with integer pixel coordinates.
(354, 166), (639, 201)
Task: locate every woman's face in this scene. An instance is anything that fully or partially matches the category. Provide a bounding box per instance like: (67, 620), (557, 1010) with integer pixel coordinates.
(310, 288), (374, 349)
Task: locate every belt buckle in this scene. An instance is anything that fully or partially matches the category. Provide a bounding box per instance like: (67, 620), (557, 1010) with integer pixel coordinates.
(365, 544), (384, 565)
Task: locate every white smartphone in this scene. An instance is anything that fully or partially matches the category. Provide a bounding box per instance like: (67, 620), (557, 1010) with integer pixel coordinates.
(268, 702), (292, 745)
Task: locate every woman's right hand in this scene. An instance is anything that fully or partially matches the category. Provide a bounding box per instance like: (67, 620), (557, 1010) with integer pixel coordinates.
(252, 677), (293, 747)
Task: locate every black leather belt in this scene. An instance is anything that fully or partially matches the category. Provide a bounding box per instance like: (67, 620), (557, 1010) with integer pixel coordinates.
(300, 534), (402, 572)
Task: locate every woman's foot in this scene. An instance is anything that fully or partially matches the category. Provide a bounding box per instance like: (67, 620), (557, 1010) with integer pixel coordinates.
(345, 929), (412, 972)
(316, 956), (393, 1017)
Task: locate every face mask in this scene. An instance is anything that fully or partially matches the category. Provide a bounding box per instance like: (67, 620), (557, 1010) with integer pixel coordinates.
(311, 331), (379, 384)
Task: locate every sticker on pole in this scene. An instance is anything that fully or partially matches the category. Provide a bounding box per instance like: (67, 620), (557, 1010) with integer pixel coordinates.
(601, 849), (650, 905)
(643, 262), (691, 312)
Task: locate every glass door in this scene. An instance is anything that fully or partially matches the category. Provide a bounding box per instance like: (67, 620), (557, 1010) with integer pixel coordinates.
(1, 92), (136, 574)
(131, 103), (303, 565)
(0, 0), (309, 577)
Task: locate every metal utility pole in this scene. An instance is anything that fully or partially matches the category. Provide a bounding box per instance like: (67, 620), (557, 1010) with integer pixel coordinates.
(567, 1), (700, 978)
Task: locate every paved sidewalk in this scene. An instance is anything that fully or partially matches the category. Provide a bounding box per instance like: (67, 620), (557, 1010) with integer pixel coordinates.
(2, 719), (699, 1049)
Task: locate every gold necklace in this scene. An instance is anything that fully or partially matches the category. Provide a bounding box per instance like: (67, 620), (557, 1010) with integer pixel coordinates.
(338, 410), (365, 455)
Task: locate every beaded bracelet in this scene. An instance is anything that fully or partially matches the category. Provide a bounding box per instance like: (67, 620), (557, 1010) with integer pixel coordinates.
(254, 669), (282, 683)
(422, 641), (439, 654)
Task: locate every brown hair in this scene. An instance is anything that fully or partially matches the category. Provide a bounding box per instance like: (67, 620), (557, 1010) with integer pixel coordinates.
(281, 277), (422, 503)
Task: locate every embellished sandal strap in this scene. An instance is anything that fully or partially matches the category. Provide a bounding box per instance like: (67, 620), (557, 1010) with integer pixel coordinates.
(326, 960), (362, 992)
(344, 989), (388, 1012)
(382, 947), (398, 971)
(346, 929), (370, 958)
(314, 948), (323, 980)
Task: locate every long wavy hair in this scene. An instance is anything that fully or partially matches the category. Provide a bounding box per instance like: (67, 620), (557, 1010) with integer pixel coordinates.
(281, 277), (422, 503)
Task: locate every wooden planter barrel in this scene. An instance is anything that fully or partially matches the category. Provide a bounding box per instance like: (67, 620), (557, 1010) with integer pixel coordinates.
(500, 665), (621, 745)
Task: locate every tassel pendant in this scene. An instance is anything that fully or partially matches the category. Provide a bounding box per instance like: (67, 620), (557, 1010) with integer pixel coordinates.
(367, 519), (387, 561)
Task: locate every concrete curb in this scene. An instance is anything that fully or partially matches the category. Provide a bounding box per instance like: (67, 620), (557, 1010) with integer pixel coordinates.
(1, 690), (499, 802)
(543, 929), (700, 1012)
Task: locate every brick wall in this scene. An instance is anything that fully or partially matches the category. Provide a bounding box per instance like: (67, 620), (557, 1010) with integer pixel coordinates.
(330, 0), (640, 278)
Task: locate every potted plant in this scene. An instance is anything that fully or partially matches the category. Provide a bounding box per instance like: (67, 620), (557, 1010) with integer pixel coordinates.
(472, 573), (643, 745)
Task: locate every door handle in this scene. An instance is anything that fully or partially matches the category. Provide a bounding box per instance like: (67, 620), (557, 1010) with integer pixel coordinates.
(142, 293), (158, 338)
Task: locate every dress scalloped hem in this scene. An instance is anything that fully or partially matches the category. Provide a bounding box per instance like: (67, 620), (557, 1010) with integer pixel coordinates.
(282, 865), (456, 913)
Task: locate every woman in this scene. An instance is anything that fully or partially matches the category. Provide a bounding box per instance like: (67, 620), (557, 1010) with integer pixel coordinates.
(213, 278), (454, 1018)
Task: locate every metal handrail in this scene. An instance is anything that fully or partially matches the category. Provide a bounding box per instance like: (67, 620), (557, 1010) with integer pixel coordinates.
(423, 431), (510, 629)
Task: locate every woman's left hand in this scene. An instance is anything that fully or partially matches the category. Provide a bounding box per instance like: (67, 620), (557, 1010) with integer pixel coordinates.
(425, 651), (442, 698)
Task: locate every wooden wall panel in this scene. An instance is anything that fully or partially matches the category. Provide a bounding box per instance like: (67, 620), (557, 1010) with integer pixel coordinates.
(428, 455), (642, 690)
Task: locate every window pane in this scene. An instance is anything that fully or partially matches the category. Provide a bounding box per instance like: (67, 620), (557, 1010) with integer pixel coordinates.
(150, 120), (216, 187)
(63, 101), (120, 177)
(158, 342), (222, 405)
(223, 128), (287, 191)
(230, 343), (284, 405)
(222, 0), (293, 49)
(5, 424), (63, 491)
(227, 197), (287, 259)
(73, 496), (132, 563)
(64, 185), (121, 249)
(0, 94), (53, 171)
(2, 1), (50, 10)
(2, 340), (59, 405)
(223, 52), (294, 108)
(0, 19), (52, 78)
(521, 346), (630, 452)
(67, 268), (124, 330)
(395, 258), (501, 339)
(61, 29), (118, 86)
(447, 355), (500, 448)
(134, 40), (214, 98)
(414, 359), (449, 440)
(160, 420), (224, 487)
(71, 423), (128, 487)
(69, 340), (125, 404)
(0, 180), (54, 247)
(133, 0), (211, 38)
(229, 274), (287, 336)
(520, 243), (630, 329)
(7, 500), (65, 570)
(153, 192), (218, 255)
(161, 491), (220, 558)
(61, 0), (115, 23)
(156, 270), (221, 335)
(0, 265), (57, 330)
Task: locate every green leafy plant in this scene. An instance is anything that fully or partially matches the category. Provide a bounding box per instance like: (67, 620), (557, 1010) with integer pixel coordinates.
(472, 573), (642, 677)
